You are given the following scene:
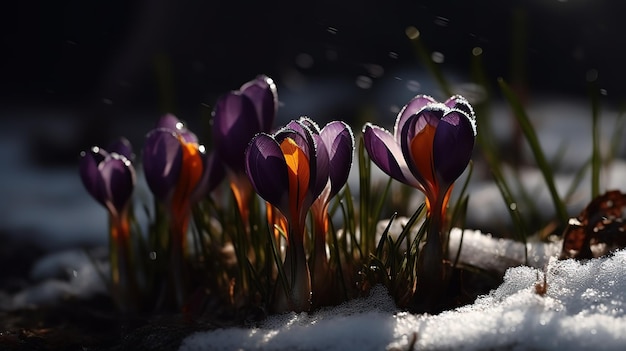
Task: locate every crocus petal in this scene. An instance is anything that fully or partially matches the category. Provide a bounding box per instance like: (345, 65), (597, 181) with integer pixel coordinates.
(213, 93), (261, 173)
(156, 113), (198, 143)
(79, 147), (108, 207)
(432, 110), (476, 185)
(107, 137), (134, 161)
(400, 108), (443, 195)
(444, 95), (475, 120)
(245, 133), (290, 216)
(143, 129), (183, 201)
(362, 123), (420, 189)
(240, 75), (278, 132)
(320, 121), (354, 198)
(394, 95), (437, 139)
(296, 117), (322, 135)
(100, 153), (135, 216)
(274, 123), (314, 168)
(311, 133), (330, 201)
(280, 137), (311, 223)
(176, 140), (204, 201)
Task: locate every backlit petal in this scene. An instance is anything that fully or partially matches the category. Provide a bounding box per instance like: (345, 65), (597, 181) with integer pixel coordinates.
(213, 92), (261, 173)
(363, 123), (420, 189)
(320, 121), (354, 198)
(100, 153), (135, 216)
(79, 147), (108, 207)
(107, 137), (134, 161)
(394, 95), (437, 139)
(245, 133), (290, 215)
(240, 75), (278, 132)
(433, 110), (476, 185)
(143, 129), (183, 201)
(280, 138), (310, 223)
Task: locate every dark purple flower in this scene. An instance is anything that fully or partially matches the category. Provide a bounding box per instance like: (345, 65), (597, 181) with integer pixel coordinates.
(79, 138), (136, 218)
(142, 114), (223, 204)
(245, 118), (329, 230)
(213, 75), (277, 174)
(363, 94), (476, 216)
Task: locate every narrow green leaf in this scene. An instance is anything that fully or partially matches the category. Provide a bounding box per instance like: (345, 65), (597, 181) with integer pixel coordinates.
(498, 78), (569, 225)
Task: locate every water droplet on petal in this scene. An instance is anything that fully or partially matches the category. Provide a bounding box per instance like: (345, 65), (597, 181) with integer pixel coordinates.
(509, 203), (517, 211)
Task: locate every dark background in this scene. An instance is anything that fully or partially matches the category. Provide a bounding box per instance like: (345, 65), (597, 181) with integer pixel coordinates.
(0, 0), (624, 164)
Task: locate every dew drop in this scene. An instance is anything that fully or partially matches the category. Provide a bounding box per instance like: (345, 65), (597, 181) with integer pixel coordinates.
(509, 203), (517, 211)
(472, 47), (483, 56)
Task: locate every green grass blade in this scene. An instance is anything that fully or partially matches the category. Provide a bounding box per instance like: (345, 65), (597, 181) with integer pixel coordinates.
(589, 82), (601, 198)
(498, 78), (569, 225)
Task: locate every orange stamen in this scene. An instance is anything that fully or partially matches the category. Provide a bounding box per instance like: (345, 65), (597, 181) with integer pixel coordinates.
(279, 137), (310, 229)
(171, 138), (203, 247)
(410, 122), (438, 207)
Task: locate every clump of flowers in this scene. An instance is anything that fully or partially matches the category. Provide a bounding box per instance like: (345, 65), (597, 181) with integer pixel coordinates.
(79, 76), (477, 317)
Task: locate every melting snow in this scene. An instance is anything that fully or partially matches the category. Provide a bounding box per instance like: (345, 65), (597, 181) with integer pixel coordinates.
(181, 248), (626, 351)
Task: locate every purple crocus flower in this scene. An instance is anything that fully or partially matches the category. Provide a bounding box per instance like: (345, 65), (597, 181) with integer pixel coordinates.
(142, 114), (223, 207)
(142, 114), (224, 308)
(79, 137), (136, 219)
(79, 137), (137, 310)
(307, 120), (354, 307)
(212, 75), (278, 224)
(363, 94), (476, 311)
(244, 118), (330, 312)
(362, 94), (476, 220)
(213, 75), (277, 174)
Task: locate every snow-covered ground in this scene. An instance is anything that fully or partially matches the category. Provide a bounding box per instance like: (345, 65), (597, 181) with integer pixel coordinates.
(181, 248), (626, 350)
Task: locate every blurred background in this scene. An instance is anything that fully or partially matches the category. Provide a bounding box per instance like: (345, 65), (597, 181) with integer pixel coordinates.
(0, 0), (624, 253)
